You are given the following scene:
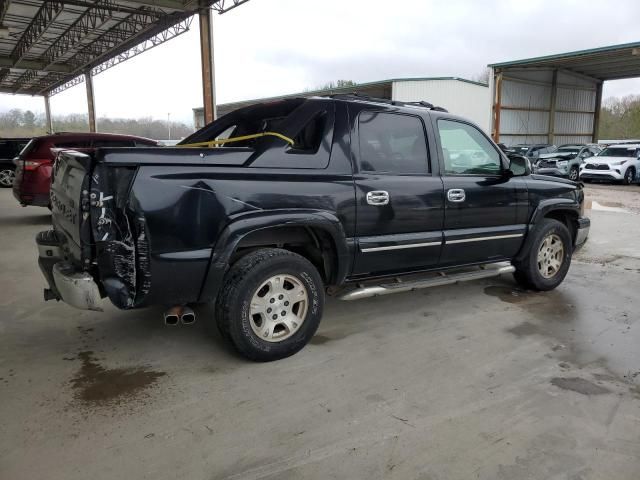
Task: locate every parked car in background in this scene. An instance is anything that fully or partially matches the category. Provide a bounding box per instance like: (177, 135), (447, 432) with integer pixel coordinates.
(508, 144), (557, 159)
(534, 144), (601, 181)
(0, 137), (30, 188)
(13, 132), (158, 207)
(579, 143), (640, 184)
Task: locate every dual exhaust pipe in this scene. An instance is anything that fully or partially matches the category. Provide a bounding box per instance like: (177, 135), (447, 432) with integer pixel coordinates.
(163, 306), (196, 326)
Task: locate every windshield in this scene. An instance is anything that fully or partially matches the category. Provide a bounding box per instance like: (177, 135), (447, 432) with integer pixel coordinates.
(555, 147), (580, 158)
(599, 147), (639, 158)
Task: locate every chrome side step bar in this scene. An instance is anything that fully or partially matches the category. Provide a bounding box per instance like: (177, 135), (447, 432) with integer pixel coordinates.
(337, 262), (515, 301)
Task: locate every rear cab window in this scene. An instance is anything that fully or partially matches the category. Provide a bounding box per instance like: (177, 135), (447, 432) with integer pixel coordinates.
(181, 98), (336, 169)
(357, 111), (429, 174)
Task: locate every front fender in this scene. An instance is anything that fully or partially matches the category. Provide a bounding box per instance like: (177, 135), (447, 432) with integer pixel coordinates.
(198, 209), (350, 302)
(514, 199), (582, 262)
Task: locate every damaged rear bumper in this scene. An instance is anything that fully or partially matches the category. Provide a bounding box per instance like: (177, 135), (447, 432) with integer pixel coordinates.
(36, 230), (103, 311)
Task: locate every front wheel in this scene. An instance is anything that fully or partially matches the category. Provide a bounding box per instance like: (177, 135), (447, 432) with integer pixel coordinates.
(623, 167), (636, 185)
(513, 219), (572, 291)
(0, 168), (15, 188)
(568, 166), (579, 181)
(215, 248), (324, 361)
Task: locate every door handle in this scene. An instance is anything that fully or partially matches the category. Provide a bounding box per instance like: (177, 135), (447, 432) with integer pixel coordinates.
(447, 188), (466, 203)
(366, 190), (390, 206)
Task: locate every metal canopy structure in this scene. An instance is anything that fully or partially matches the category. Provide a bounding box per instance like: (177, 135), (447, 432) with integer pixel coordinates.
(488, 42), (640, 145)
(0, 0), (249, 131)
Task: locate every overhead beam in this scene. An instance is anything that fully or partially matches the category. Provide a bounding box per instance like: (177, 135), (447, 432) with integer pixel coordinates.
(57, 8), (172, 73)
(0, 57), (73, 73)
(11, 1), (64, 66)
(122, 0), (187, 9)
(40, 0), (130, 70)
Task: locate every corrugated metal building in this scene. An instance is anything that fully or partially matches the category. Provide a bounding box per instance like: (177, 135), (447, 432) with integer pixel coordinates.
(193, 77), (490, 131)
(488, 42), (640, 146)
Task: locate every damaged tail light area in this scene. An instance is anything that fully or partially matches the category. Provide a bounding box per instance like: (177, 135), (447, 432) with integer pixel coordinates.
(90, 165), (151, 309)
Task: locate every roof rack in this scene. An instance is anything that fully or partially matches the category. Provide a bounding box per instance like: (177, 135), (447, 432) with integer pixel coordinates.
(327, 93), (448, 112)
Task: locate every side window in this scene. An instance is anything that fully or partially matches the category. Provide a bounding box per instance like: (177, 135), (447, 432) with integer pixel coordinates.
(92, 140), (135, 148)
(581, 149), (593, 158)
(437, 119), (502, 175)
(358, 111), (429, 174)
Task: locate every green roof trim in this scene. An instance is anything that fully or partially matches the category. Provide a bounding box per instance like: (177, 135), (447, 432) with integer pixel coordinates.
(488, 41), (640, 68)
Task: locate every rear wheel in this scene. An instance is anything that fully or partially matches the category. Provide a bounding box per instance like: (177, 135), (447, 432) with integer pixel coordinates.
(513, 219), (572, 291)
(623, 167), (636, 185)
(0, 168), (15, 188)
(215, 248), (324, 362)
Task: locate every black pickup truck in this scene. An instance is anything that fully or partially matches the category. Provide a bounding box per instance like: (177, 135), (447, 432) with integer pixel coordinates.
(37, 95), (590, 361)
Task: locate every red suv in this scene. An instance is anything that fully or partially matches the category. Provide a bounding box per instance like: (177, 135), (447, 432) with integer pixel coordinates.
(13, 132), (158, 207)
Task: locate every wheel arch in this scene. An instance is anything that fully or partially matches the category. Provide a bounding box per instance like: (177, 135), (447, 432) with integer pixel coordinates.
(515, 200), (580, 262)
(198, 210), (351, 302)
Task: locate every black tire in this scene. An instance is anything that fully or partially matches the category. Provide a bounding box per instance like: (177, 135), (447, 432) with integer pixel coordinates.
(513, 219), (572, 291)
(215, 248), (324, 362)
(568, 166), (579, 182)
(623, 167), (635, 185)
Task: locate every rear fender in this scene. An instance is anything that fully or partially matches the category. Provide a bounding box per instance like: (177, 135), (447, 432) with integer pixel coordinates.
(198, 209), (350, 302)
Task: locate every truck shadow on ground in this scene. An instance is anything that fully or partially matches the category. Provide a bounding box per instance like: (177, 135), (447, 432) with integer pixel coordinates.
(0, 212), (51, 227)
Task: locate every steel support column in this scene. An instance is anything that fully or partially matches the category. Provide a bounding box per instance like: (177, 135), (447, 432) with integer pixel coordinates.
(198, 7), (216, 125)
(548, 69), (558, 144)
(492, 71), (503, 142)
(85, 70), (96, 132)
(592, 81), (603, 142)
(44, 93), (53, 133)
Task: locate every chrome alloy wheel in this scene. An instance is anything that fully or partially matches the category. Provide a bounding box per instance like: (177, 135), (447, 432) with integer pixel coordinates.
(568, 168), (578, 181)
(0, 169), (15, 187)
(537, 233), (564, 279)
(249, 274), (309, 342)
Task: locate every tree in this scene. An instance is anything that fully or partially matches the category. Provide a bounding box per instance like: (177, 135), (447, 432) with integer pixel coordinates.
(472, 68), (490, 85)
(306, 79), (357, 92)
(599, 95), (640, 140)
(0, 108), (194, 139)
(23, 110), (36, 129)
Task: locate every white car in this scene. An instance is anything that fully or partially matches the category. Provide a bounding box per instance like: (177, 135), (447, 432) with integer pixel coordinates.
(579, 144), (640, 184)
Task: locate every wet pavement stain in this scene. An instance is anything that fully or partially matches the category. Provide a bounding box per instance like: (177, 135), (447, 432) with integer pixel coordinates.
(485, 285), (576, 318)
(551, 377), (610, 395)
(507, 321), (543, 337)
(484, 286), (531, 304)
(70, 351), (166, 405)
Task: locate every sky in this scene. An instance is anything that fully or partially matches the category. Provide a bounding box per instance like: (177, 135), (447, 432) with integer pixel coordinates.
(1, 0), (639, 126)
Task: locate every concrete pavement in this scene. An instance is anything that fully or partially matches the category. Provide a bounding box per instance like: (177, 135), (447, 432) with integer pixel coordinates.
(1, 186), (639, 480)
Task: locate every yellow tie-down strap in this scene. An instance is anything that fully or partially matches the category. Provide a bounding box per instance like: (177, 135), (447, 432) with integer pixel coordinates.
(177, 131), (294, 148)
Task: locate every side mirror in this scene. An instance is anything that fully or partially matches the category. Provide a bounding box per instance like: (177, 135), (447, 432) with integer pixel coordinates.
(507, 154), (531, 176)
